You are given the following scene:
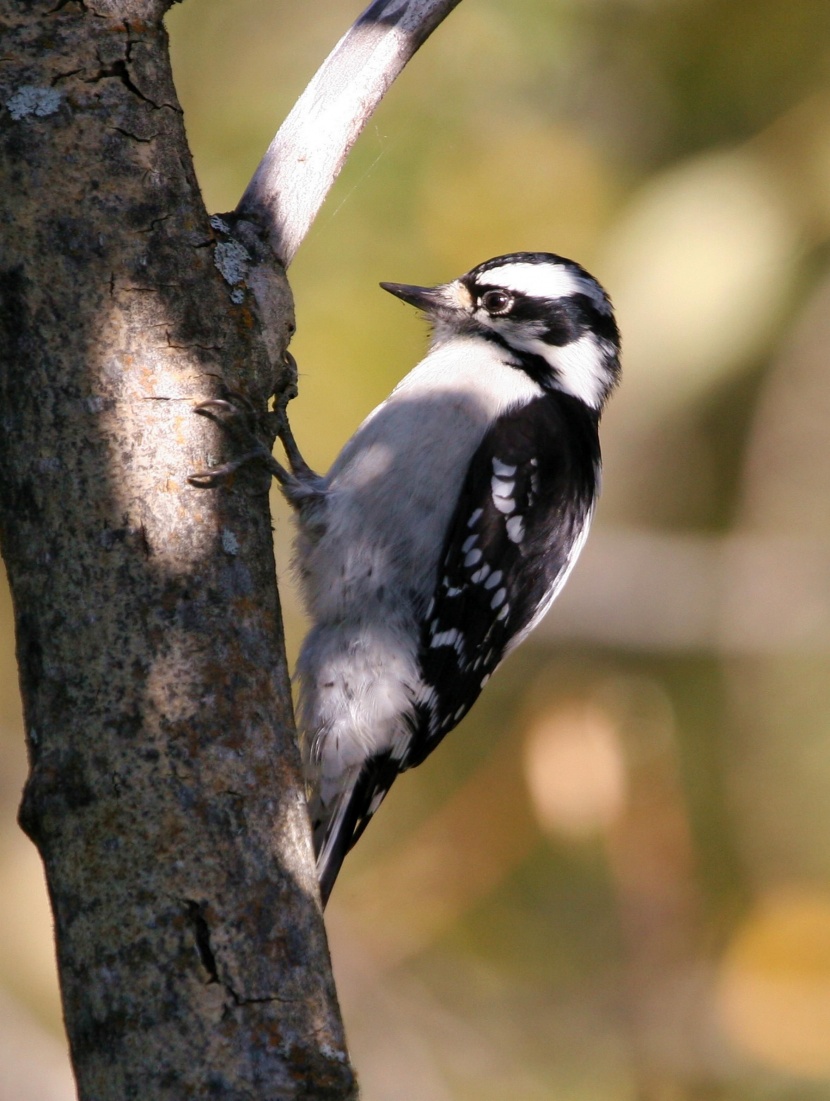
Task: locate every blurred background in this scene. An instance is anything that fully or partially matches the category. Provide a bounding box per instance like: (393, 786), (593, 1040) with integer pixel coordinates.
(4, 0), (830, 1097)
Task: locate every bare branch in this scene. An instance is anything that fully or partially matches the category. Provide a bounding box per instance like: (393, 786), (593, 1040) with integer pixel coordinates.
(236, 0), (464, 266)
(542, 528), (830, 655)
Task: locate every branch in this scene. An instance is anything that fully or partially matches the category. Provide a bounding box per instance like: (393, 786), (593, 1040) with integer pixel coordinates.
(236, 0), (463, 266)
(541, 527), (830, 654)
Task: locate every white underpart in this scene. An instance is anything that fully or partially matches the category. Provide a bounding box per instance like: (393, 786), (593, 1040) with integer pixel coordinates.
(294, 334), (544, 804)
(476, 261), (613, 315)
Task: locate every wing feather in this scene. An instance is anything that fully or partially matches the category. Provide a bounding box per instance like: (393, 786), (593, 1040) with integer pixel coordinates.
(408, 393), (599, 765)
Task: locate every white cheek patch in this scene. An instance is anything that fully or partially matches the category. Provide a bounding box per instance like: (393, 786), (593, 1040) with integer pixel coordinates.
(548, 334), (609, 408)
(512, 331), (609, 409)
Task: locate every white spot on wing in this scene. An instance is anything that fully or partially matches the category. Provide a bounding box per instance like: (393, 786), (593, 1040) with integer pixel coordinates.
(417, 684), (438, 709)
(506, 515), (525, 543)
(464, 548), (482, 567)
(492, 459), (517, 477)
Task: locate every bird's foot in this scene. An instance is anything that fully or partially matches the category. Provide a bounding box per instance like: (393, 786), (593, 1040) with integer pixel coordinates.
(189, 393), (288, 488)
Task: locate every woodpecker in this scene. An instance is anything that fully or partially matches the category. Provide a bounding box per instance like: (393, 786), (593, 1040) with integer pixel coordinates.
(197, 252), (620, 906)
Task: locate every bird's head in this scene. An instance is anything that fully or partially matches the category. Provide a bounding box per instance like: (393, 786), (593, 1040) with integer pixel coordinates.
(381, 252), (621, 411)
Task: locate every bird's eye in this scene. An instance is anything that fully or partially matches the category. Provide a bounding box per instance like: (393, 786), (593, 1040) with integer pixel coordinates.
(481, 289), (513, 315)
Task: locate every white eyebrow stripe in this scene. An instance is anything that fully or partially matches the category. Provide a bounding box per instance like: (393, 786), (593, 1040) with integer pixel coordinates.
(474, 262), (611, 313)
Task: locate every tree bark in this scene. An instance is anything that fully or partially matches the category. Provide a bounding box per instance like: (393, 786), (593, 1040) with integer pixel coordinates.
(0, 2), (355, 1097)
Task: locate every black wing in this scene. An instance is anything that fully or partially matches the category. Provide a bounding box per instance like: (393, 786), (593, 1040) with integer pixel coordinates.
(407, 392), (600, 766)
(311, 393), (600, 905)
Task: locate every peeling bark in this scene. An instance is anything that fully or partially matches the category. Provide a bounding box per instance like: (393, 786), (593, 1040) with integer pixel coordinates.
(0, 2), (355, 1098)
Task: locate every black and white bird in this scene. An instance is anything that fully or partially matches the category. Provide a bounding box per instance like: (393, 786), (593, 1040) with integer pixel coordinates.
(205, 252), (620, 906)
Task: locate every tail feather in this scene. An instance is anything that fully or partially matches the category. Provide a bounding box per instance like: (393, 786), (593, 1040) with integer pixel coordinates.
(310, 776), (360, 908)
(309, 752), (400, 907)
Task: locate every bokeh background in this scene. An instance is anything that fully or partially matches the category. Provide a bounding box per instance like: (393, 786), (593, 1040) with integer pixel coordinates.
(4, 1), (830, 1097)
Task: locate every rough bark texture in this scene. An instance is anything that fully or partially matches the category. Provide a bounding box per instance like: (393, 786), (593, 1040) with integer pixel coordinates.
(0, 2), (356, 1098)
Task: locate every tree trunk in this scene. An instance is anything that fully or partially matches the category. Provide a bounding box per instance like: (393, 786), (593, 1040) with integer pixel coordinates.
(0, 2), (356, 1097)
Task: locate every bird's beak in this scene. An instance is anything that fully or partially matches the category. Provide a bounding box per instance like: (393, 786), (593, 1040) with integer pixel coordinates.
(379, 281), (447, 312)
(380, 279), (473, 318)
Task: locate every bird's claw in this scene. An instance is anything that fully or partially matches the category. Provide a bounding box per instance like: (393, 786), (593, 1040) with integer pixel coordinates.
(189, 394), (274, 488)
(278, 352), (299, 407)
